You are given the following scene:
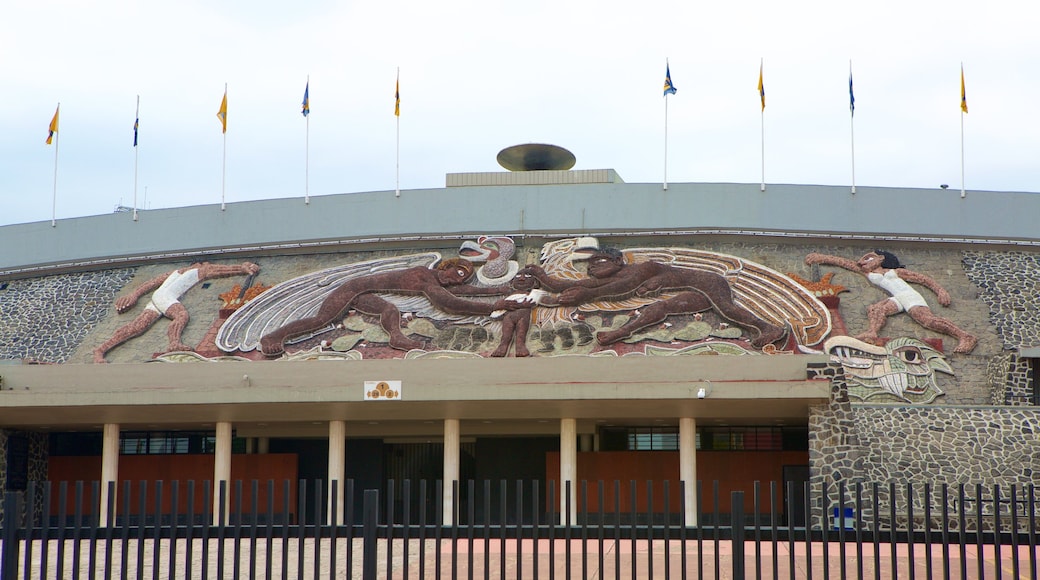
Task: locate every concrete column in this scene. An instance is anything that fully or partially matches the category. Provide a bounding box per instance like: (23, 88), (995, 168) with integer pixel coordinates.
(328, 420), (346, 524)
(245, 438), (255, 454)
(257, 437), (270, 454)
(213, 421), (233, 525)
(560, 418), (577, 524)
(99, 423), (120, 526)
(442, 419), (460, 525)
(679, 417), (698, 526)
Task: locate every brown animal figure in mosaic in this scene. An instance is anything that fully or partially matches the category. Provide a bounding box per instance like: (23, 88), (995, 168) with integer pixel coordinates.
(524, 248), (786, 348)
(258, 258), (520, 356)
(93, 262), (260, 363)
(805, 250), (978, 354)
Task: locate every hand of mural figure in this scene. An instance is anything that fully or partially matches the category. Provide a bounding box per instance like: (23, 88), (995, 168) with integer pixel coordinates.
(559, 286), (593, 306)
(517, 265), (546, 280)
(115, 294), (140, 314)
(241, 262), (261, 276)
(635, 279), (664, 297)
(935, 288), (952, 307)
(491, 298), (534, 312)
(804, 252), (826, 266)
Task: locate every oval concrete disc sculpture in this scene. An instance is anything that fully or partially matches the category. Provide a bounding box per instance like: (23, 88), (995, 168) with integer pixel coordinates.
(496, 144), (576, 171)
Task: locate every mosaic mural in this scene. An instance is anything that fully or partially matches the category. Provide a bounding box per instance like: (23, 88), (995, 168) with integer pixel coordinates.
(74, 239), (979, 407)
(213, 236), (831, 359)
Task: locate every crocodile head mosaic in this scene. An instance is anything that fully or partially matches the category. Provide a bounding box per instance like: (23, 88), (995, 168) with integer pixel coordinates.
(824, 335), (952, 403)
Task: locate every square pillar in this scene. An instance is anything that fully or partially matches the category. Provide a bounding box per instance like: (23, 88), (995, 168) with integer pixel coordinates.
(442, 419), (460, 525)
(560, 418), (577, 524)
(213, 421), (232, 525)
(99, 423), (119, 526)
(679, 417), (697, 526)
(328, 420), (346, 524)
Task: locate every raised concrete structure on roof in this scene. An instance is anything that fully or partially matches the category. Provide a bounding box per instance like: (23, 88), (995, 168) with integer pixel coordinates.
(1, 179), (1037, 277)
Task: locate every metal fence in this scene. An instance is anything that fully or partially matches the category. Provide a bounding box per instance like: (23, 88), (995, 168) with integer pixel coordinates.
(1, 479), (1038, 579)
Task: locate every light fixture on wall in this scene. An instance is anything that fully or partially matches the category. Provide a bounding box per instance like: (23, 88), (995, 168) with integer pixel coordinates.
(696, 379), (713, 399)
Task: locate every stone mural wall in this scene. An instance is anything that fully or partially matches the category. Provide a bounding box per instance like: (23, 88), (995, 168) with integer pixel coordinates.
(0, 269), (135, 363)
(962, 250), (1040, 349)
(0, 241), (1014, 404)
(1, 238), (1037, 521)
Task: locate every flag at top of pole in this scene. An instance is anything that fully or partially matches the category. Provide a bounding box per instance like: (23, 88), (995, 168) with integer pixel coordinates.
(960, 64), (968, 113)
(757, 61), (766, 111)
(663, 64), (677, 96)
(302, 81), (310, 117)
(217, 88), (228, 133)
(46, 105), (60, 144)
(395, 74), (401, 116)
(849, 69), (855, 116)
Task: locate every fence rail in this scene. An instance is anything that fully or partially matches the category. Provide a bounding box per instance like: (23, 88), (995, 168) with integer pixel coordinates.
(1, 479), (1037, 579)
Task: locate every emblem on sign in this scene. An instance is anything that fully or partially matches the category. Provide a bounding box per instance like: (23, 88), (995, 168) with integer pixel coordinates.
(364, 380), (401, 400)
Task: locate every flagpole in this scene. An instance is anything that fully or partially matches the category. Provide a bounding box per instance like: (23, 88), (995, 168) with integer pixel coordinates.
(663, 58), (674, 191)
(759, 107), (765, 192)
(960, 63), (966, 199)
(759, 58), (765, 192)
(221, 83), (227, 211)
(960, 110), (965, 198)
(52, 103), (60, 228)
(395, 68), (401, 198)
(305, 75), (310, 205)
(663, 90), (669, 191)
(133, 95), (140, 221)
(850, 61), (856, 195)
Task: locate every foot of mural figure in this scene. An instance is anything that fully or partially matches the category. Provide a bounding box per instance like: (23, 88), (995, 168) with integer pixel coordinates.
(92, 350), (109, 364)
(595, 328), (629, 345)
(388, 334), (425, 351)
(260, 336), (286, 357)
(166, 342), (194, 353)
(750, 325), (786, 349)
(953, 334), (978, 354)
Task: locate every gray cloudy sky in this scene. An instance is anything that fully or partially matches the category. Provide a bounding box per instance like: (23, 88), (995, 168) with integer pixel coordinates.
(2, 0), (1037, 226)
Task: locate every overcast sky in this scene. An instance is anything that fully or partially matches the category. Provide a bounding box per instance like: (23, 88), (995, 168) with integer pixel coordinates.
(2, 0), (1036, 227)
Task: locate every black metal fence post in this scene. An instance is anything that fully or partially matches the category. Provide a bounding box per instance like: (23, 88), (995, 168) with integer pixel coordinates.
(732, 490), (745, 580)
(1, 491), (21, 580)
(363, 489), (379, 580)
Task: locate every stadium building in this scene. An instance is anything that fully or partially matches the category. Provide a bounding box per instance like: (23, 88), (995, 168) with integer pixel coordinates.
(1, 146), (1037, 526)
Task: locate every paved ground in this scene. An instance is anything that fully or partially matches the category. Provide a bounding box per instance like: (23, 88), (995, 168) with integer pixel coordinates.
(8, 537), (1039, 578)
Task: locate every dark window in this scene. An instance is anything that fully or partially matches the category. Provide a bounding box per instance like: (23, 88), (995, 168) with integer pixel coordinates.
(5, 434), (29, 491)
(599, 426), (804, 452)
(49, 432), (103, 456)
(51, 431), (245, 456)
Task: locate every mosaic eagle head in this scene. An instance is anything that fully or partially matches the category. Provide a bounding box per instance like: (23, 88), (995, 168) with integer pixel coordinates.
(824, 335), (953, 403)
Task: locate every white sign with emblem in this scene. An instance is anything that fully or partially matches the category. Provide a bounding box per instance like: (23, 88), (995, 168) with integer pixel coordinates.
(364, 380), (402, 401)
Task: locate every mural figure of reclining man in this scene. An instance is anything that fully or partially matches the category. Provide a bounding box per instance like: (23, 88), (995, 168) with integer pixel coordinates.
(805, 249), (977, 353)
(93, 261), (260, 363)
(258, 258), (522, 356)
(523, 247), (786, 348)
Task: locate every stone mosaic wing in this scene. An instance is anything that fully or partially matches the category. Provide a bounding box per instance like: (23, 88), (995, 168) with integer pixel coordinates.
(373, 292), (495, 327)
(627, 247), (832, 346)
(216, 253), (441, 353)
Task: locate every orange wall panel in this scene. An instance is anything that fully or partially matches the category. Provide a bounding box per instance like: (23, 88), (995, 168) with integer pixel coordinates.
(546, 451), (808, 513)
(47, 454), (298, 518)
